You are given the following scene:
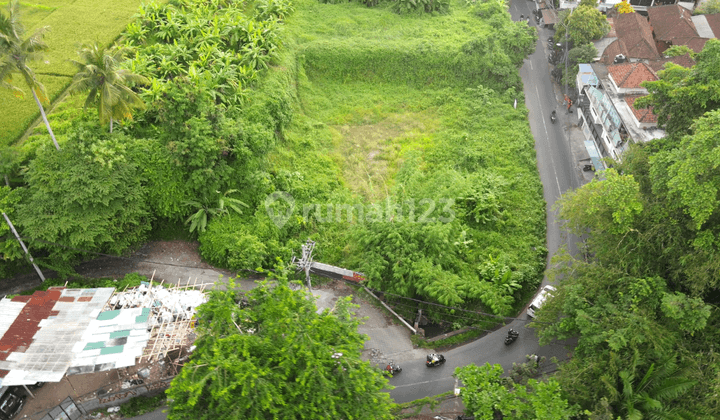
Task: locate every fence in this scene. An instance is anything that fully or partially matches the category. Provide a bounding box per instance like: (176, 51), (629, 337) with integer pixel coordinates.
(78, 377), (174, 415)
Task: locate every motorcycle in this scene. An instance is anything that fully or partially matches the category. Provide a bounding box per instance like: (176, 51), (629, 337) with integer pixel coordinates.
(385, 361), (402, 375)
(550, 111), (557, 124)
(426, 353), (446, 367)
(504, 328), (519, 345)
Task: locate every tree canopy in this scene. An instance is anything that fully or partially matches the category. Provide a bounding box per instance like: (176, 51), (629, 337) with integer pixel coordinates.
(455, 363), (575, 420)
(165, 275), (394, 420)
(637, 39), (720, 138)
(554, 6), (610, 46)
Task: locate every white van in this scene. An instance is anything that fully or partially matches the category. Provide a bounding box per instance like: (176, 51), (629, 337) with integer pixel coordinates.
(527, 285), (556, 318)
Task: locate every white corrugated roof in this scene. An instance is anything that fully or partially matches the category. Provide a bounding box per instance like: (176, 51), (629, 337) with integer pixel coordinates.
(692, 15), (716, 38)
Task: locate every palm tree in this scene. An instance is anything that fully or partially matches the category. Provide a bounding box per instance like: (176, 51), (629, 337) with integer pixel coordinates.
(184, 190), (249, 234)
(68, 42), (149, 132)
(0, 0), (60, 150)
(601, 352), (698, 420)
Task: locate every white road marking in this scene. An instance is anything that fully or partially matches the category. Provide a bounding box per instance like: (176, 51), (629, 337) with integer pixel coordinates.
(392, 377), (453, 389)
(529, 60), (533, 70)
(535, 84), (562, 195)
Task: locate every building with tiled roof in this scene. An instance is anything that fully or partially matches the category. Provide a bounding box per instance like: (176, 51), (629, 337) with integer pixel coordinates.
(691, 13), (720, 39)
(624, 95), (659, 127)
(672, 36), (711, 53)
(601, 13), (660, 64)
(648, 4), (699, 52)
(647, 53), (696, 72)
(607, 62), (658, 94)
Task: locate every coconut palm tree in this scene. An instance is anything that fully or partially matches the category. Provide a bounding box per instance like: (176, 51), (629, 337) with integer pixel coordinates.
(68, 42), (149, 132)
(0, 0), (60, 150)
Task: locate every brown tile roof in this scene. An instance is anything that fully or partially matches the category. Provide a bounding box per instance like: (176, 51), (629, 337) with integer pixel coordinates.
(647, 53), (696, 72)
(601, 39), (628, 64)
(625, 95), (658, 124)
(673, 37), (711, 53)
(606, 17), (617, 38)
(615, 13), (661, 60)
(648, 4), (699, 42)
(705, 14), (720, 38)
(608, 62), (658, 88)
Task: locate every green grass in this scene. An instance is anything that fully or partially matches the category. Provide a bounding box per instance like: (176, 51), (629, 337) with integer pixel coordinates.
(0, 0), (150, 146)
(118, 393), (166, 417)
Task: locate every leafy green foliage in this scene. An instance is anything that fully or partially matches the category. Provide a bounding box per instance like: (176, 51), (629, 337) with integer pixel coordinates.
(558, 168), (643, 236)
(694, 0), (720, 15)
(663, 44), (695, 58)
(392, 0), (450, 15)
(0, 0), (61, 150)
(68, 42), (149, 132)
(118, 394), (165, 418)
(456, 363), (575, 419)
(16, 124), (151, 266)
(0, 0), (148, 146)
(554, 5), (610, 46)
(184, 190), (248, 233)
(166, 274), (394, 420)
(637, 39), (720, 138)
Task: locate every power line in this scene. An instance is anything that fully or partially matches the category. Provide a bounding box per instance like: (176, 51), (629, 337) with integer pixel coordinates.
(7, 235), (548, 324)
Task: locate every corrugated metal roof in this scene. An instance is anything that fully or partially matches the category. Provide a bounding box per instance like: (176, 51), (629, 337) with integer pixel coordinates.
(692, 15), (715, 38)
(0, 288), (114, 386)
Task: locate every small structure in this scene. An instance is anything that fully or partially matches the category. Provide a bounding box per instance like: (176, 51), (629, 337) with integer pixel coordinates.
(647, 4), (704, 53)
(692, 13), (720, 39)
(601, 13), (661, 64)
(606, 62), (658, 94)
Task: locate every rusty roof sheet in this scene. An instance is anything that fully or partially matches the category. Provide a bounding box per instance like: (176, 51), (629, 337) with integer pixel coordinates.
(0, 288), (114, 386)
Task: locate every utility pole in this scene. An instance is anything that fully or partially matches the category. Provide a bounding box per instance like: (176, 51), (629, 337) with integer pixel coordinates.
(291, 239), (316, 291)
(564, 8), (574, 112)
(2, 212), (45, 282)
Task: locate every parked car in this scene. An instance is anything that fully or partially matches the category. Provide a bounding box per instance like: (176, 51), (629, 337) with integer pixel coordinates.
(0, 386), (26, 420)
(527, 285), (556, 318)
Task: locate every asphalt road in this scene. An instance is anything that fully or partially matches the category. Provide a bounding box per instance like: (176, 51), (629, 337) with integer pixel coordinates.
(387, 0), (585, 403)
(128, 3), (585, 416)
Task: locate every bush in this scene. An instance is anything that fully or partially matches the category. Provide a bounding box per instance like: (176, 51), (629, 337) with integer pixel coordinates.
(118, 393), (165, 417)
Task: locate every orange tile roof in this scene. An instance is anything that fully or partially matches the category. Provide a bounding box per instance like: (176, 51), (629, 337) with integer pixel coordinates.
(615, 13), (661, 60)
(608, 62), (658, 88)
(625, 95), (658, 124)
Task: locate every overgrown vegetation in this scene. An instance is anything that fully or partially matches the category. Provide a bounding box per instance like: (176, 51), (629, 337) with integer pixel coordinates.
(118, 393), (166, 418)
(532, 39), (720, 419)
(2, 0), (543, 323)
(0, 0), (147, 146)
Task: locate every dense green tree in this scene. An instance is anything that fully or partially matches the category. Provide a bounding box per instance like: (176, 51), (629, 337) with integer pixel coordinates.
(0, 0), (60, 150)
(637, 39), (720, 138)
(166, 275), (394, 420)
(555, 6), (610, 46)
(694, 0), (720, 15)
(16, 124), (151, 270)
(455, 363), (575, 419)
(68, 42), (149, 132)
(183, 189), (248, 233)
(602, 354), (697, 420)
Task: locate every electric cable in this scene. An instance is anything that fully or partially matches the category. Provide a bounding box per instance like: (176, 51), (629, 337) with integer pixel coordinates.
(6, 235), (550, 323)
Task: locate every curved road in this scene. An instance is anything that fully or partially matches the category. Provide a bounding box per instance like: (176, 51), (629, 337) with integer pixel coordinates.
(387, 0), (585, 403)
(127, 3), (587, 417)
